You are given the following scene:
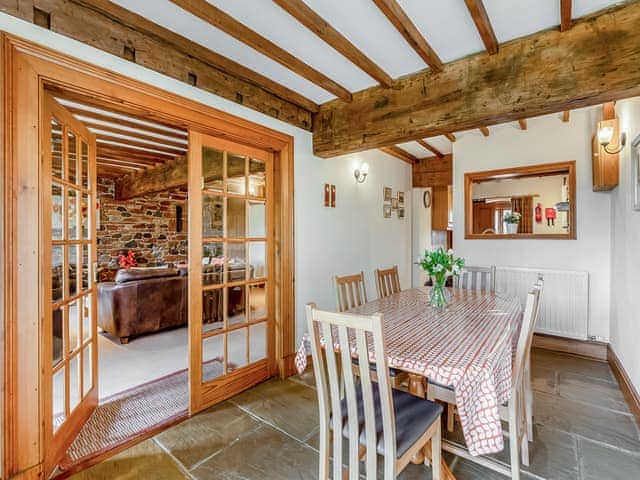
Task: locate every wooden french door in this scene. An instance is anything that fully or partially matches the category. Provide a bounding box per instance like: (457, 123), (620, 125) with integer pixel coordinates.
(188, 132), (275, 414)
(41, 95), (99, 474)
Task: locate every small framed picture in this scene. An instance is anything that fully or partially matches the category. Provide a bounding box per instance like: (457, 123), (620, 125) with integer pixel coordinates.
(391, 198), (399, 210)
(383, 187), (392, 203)
(398, 207), (405, 219)
(397, 192), (405, 205)
(383, 204), (392, 218)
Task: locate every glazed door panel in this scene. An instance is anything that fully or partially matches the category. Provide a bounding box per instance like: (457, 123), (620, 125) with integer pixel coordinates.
(188, 132), (275, 414)
(42, 95), (98, 474)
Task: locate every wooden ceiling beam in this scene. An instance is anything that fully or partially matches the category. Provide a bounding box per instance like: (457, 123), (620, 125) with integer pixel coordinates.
(560, 0), (573, 32)
(378, 146), (419, 164)
(97, 145), (175, 161)
(169, 0), (352, 101)
(480, 127), (490, 137)
(96, 148), (166, 165)
(94, 133), (186, 155)
(272, 0), (393, 87)
(97, 157), (152, 168)
(464, 0), (499, 55)
(74, 0), (319, 116)
(518, 119), (527, 130)
(372, 0), (443, 72)
(86, 123), (187, 149)
(416, 139), (444, 158)
(445, 133), (456, 143)
(313, 2), (640, 157)
(68, 108), (186, 140)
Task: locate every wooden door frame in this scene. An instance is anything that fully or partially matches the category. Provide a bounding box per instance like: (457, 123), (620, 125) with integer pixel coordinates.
(2, 33), (296, 479)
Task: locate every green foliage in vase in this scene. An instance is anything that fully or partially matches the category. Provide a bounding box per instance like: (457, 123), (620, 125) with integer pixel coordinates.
(416, 247), (465, 285)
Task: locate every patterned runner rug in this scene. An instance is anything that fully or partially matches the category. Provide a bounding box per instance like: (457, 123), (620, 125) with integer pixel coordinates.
(58, 358), (225, 471)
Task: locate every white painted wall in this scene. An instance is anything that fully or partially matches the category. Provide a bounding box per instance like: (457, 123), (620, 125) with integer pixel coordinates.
(610, 97), (640, 392)
(412, 187), (432, 287)
(453, 109), (612, 341)
(0, 14), (412, 345)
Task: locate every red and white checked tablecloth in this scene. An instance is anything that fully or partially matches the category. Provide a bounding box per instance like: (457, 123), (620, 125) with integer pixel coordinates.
(295, 287), (523, 457)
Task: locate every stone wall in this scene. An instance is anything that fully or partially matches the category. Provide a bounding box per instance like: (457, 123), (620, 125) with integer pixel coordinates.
(97, 178), (188, 267)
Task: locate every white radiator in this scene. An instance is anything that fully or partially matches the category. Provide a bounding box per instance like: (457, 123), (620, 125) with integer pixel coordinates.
(495, 266), (589, 340)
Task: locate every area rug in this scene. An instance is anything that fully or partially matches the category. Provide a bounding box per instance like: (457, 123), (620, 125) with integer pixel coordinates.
(58, 358), (228, 471)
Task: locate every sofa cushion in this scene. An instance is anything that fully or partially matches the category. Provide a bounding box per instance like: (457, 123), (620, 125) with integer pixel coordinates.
(115, 267), (179, 284)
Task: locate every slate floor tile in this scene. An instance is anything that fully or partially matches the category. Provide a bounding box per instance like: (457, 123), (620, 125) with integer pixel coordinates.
(533, 391), (640, 452)
(191, 424), (319, 480)
(230, 377), (319, 442)
(579, 437), (640, 480)
(69, 439), (188, 480)
(531, 349), (616, 383)
(154, 401), (261, 470)
(558, 370), (630, 414)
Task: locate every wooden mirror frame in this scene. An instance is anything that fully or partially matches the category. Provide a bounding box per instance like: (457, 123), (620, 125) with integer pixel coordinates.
(464, 161), (577, 240)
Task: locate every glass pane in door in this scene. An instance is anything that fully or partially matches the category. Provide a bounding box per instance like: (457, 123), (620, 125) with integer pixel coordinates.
(190, 132), (272, 414)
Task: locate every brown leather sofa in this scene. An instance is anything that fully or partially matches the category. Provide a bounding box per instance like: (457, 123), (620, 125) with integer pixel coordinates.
(98, 267), (187, 344)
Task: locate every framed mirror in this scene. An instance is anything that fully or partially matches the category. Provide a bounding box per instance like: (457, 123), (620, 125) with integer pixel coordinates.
(464, 161), (576, 239)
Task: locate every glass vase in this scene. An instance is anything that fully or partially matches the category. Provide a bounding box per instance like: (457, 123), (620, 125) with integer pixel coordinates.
(429, 276), (449, 309)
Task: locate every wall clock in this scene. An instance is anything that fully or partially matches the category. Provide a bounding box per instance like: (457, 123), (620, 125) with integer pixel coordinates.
(423, 190), (432, 208)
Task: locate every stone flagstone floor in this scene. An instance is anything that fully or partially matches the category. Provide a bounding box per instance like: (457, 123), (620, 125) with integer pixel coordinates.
(69, 349), (640, 479)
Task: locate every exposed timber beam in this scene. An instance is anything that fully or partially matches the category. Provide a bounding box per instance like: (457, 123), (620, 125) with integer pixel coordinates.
(480, 127), (490, 137)
(272, 0), (392, 87)
(93, 133), (186, 155)
(416, 139), (444, 158)
(115, 154), (263, 200)
(0, 0), (315, 130)
(169, 0), (352, 101)
(560, 0), (573, 32)
(76, 0), (319, 114)
(464, 0), (498, 55)
(312, 2), (640, 157)
(445, 133), (457, 142)
(518, 119), (527, 130)
(562, 111), (571, 122)
(372, 0), (443, 72)
(378, 146), (419, 164)
(603, 101), (616, 120)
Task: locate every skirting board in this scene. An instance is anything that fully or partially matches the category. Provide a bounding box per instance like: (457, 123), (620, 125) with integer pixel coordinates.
(532, 333), (608, 361)
(607, 346), (640, 427)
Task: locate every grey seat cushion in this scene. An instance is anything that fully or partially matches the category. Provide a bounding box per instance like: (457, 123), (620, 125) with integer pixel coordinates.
(331, 382), (442, 459)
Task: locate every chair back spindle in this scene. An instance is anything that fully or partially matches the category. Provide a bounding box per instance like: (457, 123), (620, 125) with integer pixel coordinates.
(454, 265), (496, 292)
(334, 272), (368, 312)
(512, 288), (541, 389)
(306, 304), (396, 479)
(374, 265), (401, 299)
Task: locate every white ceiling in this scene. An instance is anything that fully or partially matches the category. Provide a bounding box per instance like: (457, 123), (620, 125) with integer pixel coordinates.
(112, 0), (623, 104)
(110, 0), (623, 157)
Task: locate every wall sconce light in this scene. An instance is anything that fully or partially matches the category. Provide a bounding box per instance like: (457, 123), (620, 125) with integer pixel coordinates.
(354, 162), (369, 183)
(598, 125), (627, 154)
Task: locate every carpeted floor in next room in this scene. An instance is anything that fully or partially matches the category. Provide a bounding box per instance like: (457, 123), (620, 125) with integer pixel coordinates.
(68, 348), (640, 480)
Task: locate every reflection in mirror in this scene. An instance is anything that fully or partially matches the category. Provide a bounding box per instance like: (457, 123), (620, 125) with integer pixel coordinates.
(249, 283), (267, 321)
(227, 197), (246, 238)
(465, 162), (576, 239)
(228, 328), (248, 370)
(202, 242), (224, 286)
(53, 367), (66, 432)
(202, 194), (223, 238)
(250, 322), (267, 363)
(227, 285), (247, 326)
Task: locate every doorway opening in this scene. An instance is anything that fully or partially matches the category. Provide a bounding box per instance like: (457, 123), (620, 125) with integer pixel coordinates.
(43, 88), (272, 477)
(4, 37), (295, 480)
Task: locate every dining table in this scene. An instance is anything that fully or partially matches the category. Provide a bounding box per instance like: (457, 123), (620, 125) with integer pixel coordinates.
(295, 286), (524, 480)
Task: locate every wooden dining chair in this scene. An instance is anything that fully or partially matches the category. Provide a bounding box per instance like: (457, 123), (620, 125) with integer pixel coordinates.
(427, 288), (541, 480)
(334, 271), (406, 388)
(453, 265), (496, 292)
(305, 303), (443, 480)
(524, 277), (544, 441)
(334, 271), (368, 312)
(374, 265), (401, 299)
